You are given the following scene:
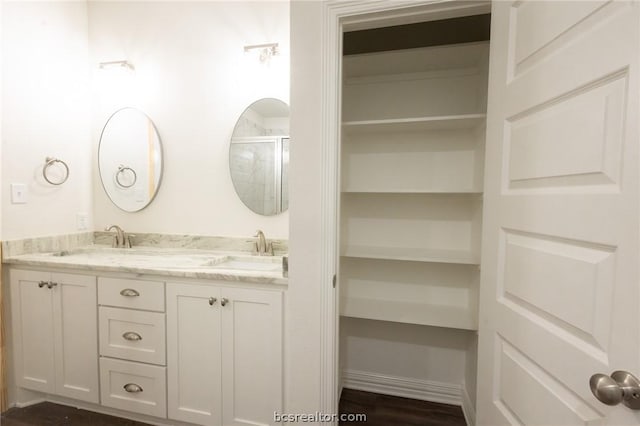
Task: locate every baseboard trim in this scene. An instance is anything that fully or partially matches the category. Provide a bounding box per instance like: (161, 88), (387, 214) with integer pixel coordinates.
(342, 369), (461, 406)
(461, 384), (476, 426)
(14, 398), (46, 408)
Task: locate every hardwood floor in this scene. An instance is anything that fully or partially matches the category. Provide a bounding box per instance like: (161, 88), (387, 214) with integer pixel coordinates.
(1, 390), (467, 425)
(0, 402), (151, 426)
(339, 389), (467, 426)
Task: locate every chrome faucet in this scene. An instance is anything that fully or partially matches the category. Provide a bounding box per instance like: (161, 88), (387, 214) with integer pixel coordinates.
(105, 225), (132, 248)
(254, 230), (273, 256)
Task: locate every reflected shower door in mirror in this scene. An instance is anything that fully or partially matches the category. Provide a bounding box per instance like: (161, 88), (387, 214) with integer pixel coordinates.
(98, 107), (163, 212)
(229, 98), (289, 216)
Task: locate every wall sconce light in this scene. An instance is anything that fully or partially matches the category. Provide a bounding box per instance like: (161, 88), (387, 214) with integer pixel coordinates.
(99, 60), (135, 72)
(244, 43), (279, 63)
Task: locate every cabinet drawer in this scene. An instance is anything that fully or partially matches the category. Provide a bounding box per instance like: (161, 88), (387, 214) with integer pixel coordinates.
(98, 278), (164, 312)
(99, 307), (166, 365)
(100, 358), (166, 418)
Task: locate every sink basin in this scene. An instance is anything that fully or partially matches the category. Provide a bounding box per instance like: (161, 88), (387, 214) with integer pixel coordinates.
(44, 248), (282, 274)
(46, 247), (224, 268)
(209, 255), (282, 272)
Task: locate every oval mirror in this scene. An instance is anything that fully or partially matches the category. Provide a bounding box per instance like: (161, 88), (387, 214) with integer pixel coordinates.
(229, 98), (290, 216)
(98, 107), (163, 212)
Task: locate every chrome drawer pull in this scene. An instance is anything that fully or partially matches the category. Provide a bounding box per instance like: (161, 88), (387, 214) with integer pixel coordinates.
(122, 332), (142, 341)
(120, 288), (140, 297)
(123, 383), (143, 393)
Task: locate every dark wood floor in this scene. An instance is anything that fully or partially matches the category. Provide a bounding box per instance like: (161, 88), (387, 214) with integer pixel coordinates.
(1, 390), (466, 425)
(339, 389), (466, 425)
(0, 402), (150, 426)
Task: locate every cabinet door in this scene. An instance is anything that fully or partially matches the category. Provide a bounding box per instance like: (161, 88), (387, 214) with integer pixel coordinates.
(221, 287), (283, 426)
(167, 283), (222, 426)
(10, 269), (56, 394)
(52, 272), (98, 403)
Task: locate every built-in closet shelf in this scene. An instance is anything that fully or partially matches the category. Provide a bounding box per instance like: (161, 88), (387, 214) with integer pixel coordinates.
(341, 297), (477, 331)
(341, 190), (483, 195)
(341, 246), (480, 265)
(342, 114), (486, 134)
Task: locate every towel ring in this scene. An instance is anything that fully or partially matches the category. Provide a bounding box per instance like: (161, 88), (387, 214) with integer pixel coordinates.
(115, 165), (137, 188)
(43, 157), (69, 185)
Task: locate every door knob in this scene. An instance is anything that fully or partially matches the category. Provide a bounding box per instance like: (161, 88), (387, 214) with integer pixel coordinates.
(590, 371), (640, 409)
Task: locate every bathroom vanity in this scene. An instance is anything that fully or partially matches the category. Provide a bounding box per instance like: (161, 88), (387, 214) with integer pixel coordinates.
(5, 241), (286, 426)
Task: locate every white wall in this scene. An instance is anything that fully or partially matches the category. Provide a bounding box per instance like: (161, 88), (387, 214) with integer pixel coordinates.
(2, 1), (91, 241)
(287, 0), (324, 416)
(341, 318), (471, 386)
(88, 1), (290, 239)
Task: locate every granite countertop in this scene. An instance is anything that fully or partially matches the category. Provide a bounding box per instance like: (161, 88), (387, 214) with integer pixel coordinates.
(4, 245), (288, 286)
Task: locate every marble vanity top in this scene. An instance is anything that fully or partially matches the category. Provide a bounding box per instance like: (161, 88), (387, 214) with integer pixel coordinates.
(4, 245), (287, 286)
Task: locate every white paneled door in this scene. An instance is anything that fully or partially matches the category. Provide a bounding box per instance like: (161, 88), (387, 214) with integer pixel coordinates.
(477, 1), (640, 425)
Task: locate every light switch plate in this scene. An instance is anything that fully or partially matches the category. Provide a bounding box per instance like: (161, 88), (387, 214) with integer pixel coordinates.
(11, 183), (28, 204)
(76, 213), (89, 230)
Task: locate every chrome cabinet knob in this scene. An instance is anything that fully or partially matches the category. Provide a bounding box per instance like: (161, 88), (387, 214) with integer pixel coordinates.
(46, 281), (57, 289)
(122, 331), (142, 341)
(590, 371), (640, 409)
(38, 281), (47, 288)
(221, 298), (229, 307)
(123, 383), (143, 393)
(209, 297), (217, 306)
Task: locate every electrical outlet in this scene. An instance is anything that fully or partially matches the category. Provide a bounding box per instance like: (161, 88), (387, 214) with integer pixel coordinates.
(11, 183), (28, 204)
(76, 213), (89, 231)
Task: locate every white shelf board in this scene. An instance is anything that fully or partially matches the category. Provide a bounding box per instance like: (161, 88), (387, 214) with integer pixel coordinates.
(341, 189), (483, 195)
(342, 114), (486, 134)
(341, 246), (480, 265)
(344, 41), (490, 79)
(341, 297), (477, 331)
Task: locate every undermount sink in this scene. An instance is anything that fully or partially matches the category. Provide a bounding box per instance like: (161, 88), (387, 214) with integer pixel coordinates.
(209, 255), (282, 272)
(45, 248), (283, 274)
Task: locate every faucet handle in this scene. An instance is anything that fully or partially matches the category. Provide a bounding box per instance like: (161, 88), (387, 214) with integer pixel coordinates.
(124, 234), (135, 249)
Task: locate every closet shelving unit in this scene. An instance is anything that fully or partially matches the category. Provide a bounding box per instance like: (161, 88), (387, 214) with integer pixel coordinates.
(339, 41), (489, 331)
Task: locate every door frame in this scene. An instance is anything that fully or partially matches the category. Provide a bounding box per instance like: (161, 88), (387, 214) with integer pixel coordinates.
(317, 0), (491, 417)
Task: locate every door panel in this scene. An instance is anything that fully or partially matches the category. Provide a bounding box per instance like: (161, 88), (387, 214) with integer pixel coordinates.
(221, 287), (282, 426)
(10, 270), (55, 393)
(477, 1), (639, 424)
(166, 283), (222, 426)
(52, 273), (98, 403)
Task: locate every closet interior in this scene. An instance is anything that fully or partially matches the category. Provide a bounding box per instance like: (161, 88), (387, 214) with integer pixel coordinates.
(338, 12), (491, 416)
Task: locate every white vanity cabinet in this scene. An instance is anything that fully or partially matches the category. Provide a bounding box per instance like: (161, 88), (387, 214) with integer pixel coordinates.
(166, 282), (283, 426)
(9, 269), (99, 403)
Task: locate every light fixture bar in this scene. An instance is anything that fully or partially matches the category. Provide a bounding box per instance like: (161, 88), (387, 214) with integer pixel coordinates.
(244, 42), (279, 53)
(99, 60), (135, 71)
